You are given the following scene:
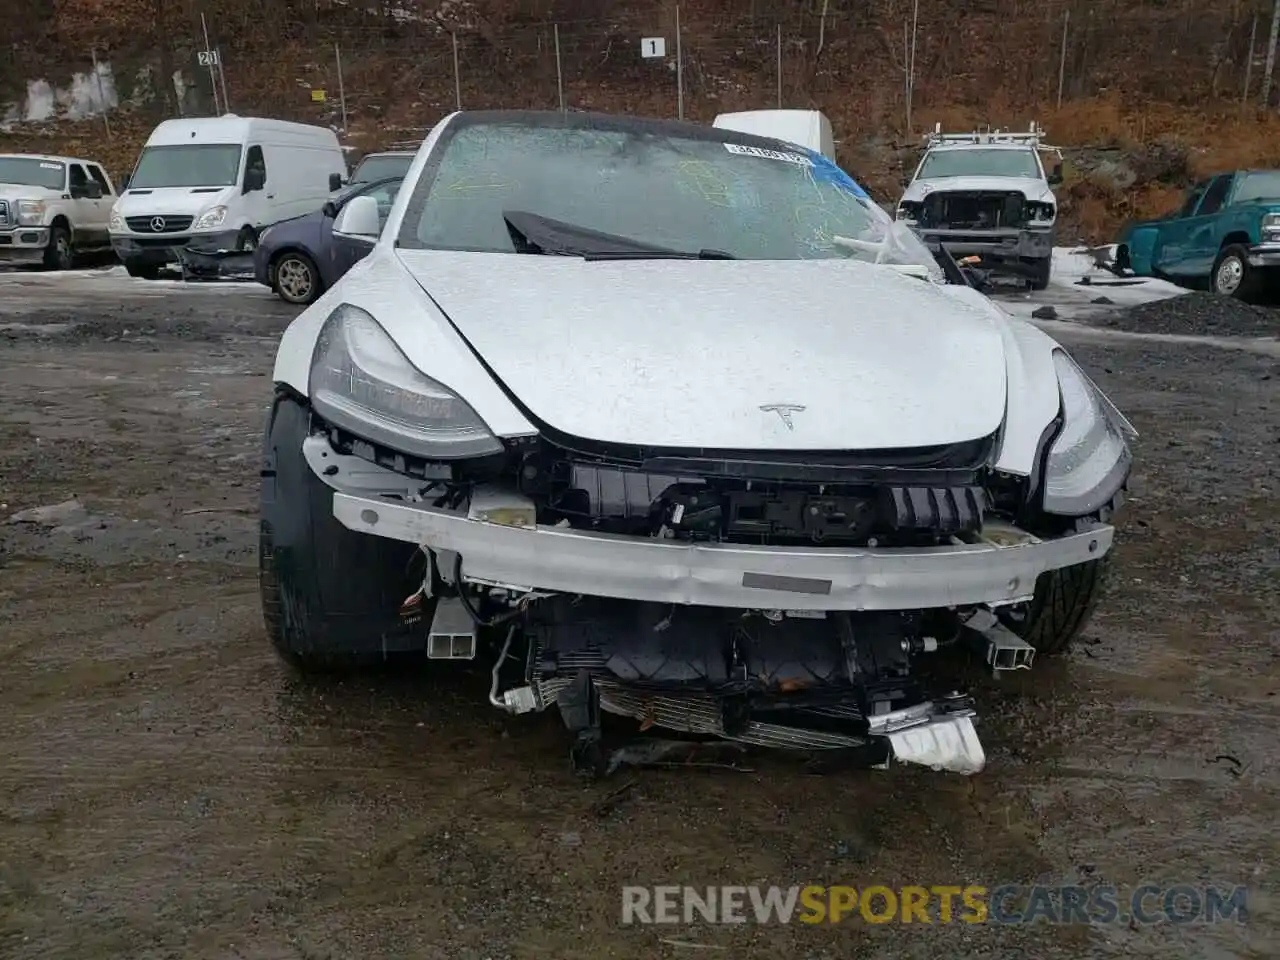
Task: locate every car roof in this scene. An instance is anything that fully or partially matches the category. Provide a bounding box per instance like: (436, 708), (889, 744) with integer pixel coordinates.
(0, 153), (100, 166)
(444, 108), (825, 157)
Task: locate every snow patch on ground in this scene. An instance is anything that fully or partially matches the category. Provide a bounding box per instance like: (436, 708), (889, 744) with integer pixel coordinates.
(993, 246), (1185, 322)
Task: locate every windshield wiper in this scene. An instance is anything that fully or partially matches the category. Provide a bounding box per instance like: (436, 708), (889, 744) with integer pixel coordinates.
(580, 248), (735, 261)
(503, 210), (735, 260)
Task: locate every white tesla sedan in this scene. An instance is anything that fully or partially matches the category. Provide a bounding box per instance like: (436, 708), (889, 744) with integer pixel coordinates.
(260, 109), (1135, 776)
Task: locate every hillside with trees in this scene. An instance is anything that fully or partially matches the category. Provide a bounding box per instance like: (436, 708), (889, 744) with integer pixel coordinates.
(4, 0), (1280, 240)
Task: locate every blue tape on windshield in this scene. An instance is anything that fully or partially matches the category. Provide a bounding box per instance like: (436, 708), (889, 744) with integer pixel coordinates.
(803, 148), (869, 199)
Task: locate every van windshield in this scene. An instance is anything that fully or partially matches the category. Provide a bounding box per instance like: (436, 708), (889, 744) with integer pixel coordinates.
(129, 144), (242, 189)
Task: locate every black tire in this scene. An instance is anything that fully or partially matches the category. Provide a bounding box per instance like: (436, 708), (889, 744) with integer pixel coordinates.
(998, 556), (1111, 656)
(42, 224), (74, 270)
(272, 251), (323, 305)
(259, 392), (428, 672)
(124, 260), (161, 280)
(1027, 257), (1052, 291)
(1211, 244), (1264, 302)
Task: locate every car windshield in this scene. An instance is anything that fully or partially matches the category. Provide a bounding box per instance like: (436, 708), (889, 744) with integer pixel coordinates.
(397, 117), (942, 276)
(1231, 171), (1280, 204)
(0, 157), (65, 189)
(351, 154), (414, 183)
(129, 144), (242, 189)
(917, 148), (1041, 180)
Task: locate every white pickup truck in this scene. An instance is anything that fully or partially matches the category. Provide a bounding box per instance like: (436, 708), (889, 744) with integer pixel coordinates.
(0, 153), (116, 269)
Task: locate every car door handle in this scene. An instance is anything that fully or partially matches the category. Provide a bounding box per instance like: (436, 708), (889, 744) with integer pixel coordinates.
(266, 193), (275, 199)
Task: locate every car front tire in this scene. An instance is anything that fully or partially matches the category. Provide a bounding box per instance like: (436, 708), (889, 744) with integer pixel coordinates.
(259, 392), (429, 672)
(1212, 244), (1264, 302)
(998, 557), (1110, 656)
(272, 252), (322, 305)
(43, 224), (74, 270)
(124, 259), (161, 280)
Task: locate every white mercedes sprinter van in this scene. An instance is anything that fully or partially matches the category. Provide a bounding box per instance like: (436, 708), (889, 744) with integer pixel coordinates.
(109, 115), (345, 278)
(712, 109), (836, 161)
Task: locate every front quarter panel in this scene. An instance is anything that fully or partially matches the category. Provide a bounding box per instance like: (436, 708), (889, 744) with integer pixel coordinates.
(270, 247), (536, 440)
(934, 285), (1061, 477)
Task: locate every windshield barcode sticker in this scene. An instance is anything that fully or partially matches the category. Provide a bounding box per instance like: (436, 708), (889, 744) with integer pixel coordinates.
(724, 143), (813, 166)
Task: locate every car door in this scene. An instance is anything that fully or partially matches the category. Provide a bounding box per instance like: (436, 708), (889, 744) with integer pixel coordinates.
(1152, 181), (1209, 277)
(85, 163), (115, 243)
(65, 163), (103, 245)
(239, 144), (271, 230)
(326, 179), (401, 281)
(1181, 173), (1233, 276)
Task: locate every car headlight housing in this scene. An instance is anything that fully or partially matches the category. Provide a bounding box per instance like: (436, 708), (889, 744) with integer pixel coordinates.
(16, 200), (45, 226)
(1042, 350), (1136, 516)
(1262, 212), (1280, 240)
(193, 205), (228, 230)
(109, 212), (124, 232)
(309, 303), (503, 460)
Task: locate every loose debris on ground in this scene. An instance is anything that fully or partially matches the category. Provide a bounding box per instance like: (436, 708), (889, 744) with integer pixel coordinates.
(1100, 291), (1280, 337)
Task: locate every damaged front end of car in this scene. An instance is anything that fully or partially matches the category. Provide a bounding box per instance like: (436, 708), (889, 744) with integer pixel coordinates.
(302, 395), (1123, 778)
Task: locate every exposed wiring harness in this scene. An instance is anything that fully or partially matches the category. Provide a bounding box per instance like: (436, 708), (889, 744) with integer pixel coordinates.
(452, 553), (532, 628)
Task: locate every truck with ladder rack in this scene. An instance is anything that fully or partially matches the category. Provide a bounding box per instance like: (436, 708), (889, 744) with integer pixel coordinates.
(896, 123), (1064, 289)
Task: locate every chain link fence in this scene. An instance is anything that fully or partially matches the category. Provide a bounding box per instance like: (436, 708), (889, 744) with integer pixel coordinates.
(0, 1), (1275, 152)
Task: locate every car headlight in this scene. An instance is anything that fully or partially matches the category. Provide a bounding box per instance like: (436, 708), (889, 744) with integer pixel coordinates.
(109, 212), (124, 232)
(1262, 212), (1280, 240)
(1042, 350), (1136, 516)
(193, 205), (227, 229)
(16, 200), (45, 226)
(309, 303), (503, 459)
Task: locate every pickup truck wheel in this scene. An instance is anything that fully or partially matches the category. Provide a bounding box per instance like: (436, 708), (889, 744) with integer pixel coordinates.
(42, 225), (74, 271)
(997, 556), (1111, 656)
(1211, 245), (1263, 302)
(273, 252), (321, 305)
(259, 392), (428, 673)
(1027, 257), (1052, 291)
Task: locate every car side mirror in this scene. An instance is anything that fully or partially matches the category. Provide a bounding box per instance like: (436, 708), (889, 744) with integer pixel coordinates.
(333, 194), (380, 240)
(1047, 163), (1064, 185)
(244, 168), (266, 193)
(321, 200), (338, 219)
(329, 172), (344, 192)
(85, 181), (103, 199)
(119, 173), (131, 191)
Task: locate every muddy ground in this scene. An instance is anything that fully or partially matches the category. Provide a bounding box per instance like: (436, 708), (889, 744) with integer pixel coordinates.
(0, 272), (1276, 959)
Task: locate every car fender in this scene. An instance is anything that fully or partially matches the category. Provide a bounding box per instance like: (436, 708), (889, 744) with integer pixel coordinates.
(271, 246), (537, 441)
(933, 284), (1061, 477)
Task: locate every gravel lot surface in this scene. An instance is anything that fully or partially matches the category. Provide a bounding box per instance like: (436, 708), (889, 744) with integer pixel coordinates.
(1100, 291), (1280, 337)
(0, 274), (1276, 959)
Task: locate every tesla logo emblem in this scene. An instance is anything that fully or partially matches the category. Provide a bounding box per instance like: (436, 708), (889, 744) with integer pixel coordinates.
(759, 403), (805, 430)
(150, 217), (166, 232)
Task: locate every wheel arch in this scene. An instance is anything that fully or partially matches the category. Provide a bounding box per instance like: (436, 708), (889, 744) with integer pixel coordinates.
(1220, 230), (1252, 249)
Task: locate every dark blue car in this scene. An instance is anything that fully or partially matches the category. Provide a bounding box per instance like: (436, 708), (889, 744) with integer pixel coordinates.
(253, 177), (402, 304)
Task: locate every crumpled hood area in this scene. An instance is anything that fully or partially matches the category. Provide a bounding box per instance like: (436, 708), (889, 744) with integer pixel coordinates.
(396, 249), (1009, 451)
